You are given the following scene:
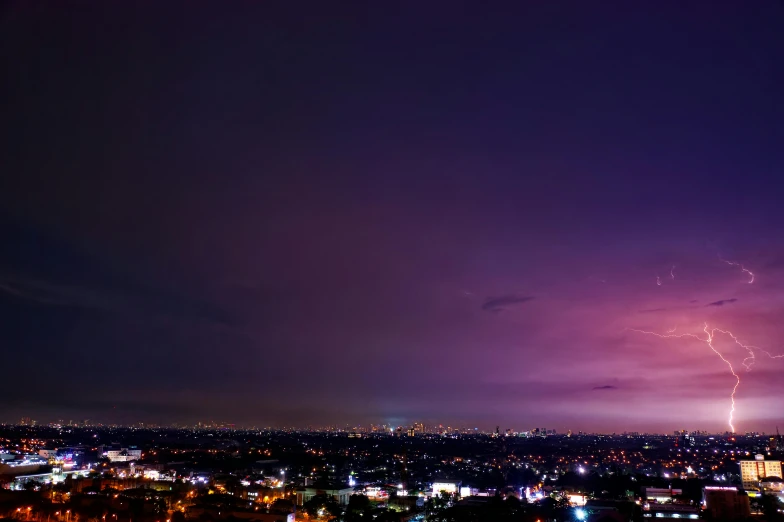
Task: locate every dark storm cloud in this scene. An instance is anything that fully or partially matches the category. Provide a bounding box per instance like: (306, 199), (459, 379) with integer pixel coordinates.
(639, 301), (702, 313)
(0, 215), (234, 327)
(0, 271), (233, 326)
(638, 308), (667, 313)
(0, 275), (113, 308)
(481, 294), (535, 312)
(707, 298), (738, 307)
(592, 385), (618, 390)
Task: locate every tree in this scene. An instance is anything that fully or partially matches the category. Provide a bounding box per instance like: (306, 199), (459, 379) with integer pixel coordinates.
(346, 495), (372, 521)
(303, 494), (341, 519)
(425, 493), (451, 520)
(347, 495), (371, 510)
(760, 493), (784, 521)
(504, 494), (529, 518)
(270, 499), (294, 511)
(23, 481), (42, 492)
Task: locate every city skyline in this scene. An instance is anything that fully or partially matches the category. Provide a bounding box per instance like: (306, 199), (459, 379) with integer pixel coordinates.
(3, 3), (784, 432)
(5, 416), (784, 438)
(6, 418), (783, 438)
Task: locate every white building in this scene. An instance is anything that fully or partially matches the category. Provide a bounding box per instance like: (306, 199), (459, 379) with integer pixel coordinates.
(105, 448), (142, 462)
(39, 449), (59, 459)
(643, 487), (683, 502)
(432, 481), (461, 497)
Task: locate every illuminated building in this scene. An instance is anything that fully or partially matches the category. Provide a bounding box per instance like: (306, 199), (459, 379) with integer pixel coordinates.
(38, 447), (81, 465)
(738, 454), (782, 490)
(703, 486), (750, 520)
(10, 469), (91, 490)
(0, 455), (48, 476)
(760, 476), (784, 494)
(642, 487), (682, 503)
(104, 447), (142, 462)
(432, 481), (461, 497)
(679, 431), (695, 447)
(38, 449), (60, 459)
(295, 485), (354, 506)
(364, 487), (388, 499)
(143, 469), (162, 480)
(642, 504), (698, 519)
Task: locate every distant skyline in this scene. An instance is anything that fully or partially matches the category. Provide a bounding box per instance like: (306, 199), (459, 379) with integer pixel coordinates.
(2, 2), (784, 432)
(3, 420), (775, 437)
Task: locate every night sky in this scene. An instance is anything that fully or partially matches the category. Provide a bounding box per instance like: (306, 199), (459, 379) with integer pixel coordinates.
(2, 2), (784, 432)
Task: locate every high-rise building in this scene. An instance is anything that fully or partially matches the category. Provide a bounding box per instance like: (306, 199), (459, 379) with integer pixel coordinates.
(680, 431), (696, 447)
(738, 454), (782, 490)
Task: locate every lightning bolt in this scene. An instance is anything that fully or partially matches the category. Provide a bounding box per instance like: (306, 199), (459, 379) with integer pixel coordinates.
(713, 328), (760, 372)
(743, 347), (784, 371)
(701, 325), (741, 434)
(670, 265), (676, 280)
(656, 275), (662, 286)
(626, 324), (774, 433)
(720, 257), (754, 284)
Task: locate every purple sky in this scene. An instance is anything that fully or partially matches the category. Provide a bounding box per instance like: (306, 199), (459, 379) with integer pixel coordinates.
(1, 2), (784, 432)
